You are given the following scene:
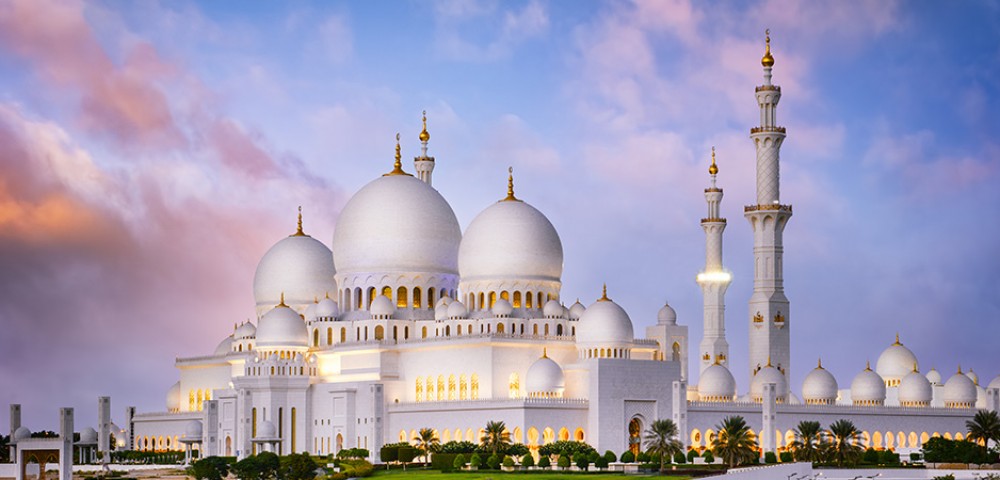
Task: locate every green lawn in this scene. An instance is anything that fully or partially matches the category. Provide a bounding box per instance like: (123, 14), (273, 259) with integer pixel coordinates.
(371, 470), (690, 480)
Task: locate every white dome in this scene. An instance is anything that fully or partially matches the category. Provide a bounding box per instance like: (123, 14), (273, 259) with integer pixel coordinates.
(458, 198), (563, 283)
(492, 298), (513, 317)
(568, 300), (586, 320)
(926, 368), (942, 385)
(213, 335), (234, 356)
(850, 365), (886, 405)
(332, 174), (461, 276)
(943, 369), (977, 407)
(315, 297), (339, 318)
(875, 336), (918, 386)
(304, 303), (318, 321)
(965, 368), (979, 385)
(750, 364), (787, 402)
(253, 232), (335, 312)
(370, 295), (395, 319)
(256, 304), (308, 348)
(185, 420), (203, 439)
(989, 375), (1000, 390)
(447, 300), (467, 319)
(257, 420), (277, 439)
(13, 426), (31, 442)
(80, 427), (98, 444)
(166, 381), (181, 412)
(436, 296), (452, 307)
(434, 303), (448, 320)
(698, 363), (736, 401)
(525, 353), (565, 396)
(801, 362), (838, 405)
(543, 299), (564, 319)
(898, 370), (932, 406)
(235, 321), (256, 339)
(657, 303), (677, 325)
(576, 294), (634, 345)
(977, 386), (988, 408)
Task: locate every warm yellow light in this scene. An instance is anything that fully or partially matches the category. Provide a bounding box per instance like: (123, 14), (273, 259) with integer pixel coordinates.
(697, 272), (732, 283)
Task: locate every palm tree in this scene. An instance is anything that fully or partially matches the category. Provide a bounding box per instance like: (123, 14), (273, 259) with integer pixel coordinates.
(643, 419), (683, 472)
(967, 410), (1000, 452)
(827, 419), (863, 467)
(480, 421), (510, 456)
(789, 420), (826, 463)
(415, 427), (439, 463)
(712, 416), (759, 468)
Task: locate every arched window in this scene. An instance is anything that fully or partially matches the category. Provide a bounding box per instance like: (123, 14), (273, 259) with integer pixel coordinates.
(460, 374), (468, 400)
(327, 328), (333, 345)
(448, 375), (456, 400)
(526, 293), (533, 309)
(497, 323), (505, 334)
(628, 418), (642, 456)
(489, 291), (497, 309)
(426, 376), (435, 401)
(405, 326), (409, 339)
(437, 375), (445, 401)
(340, 327), (346, 343)
(422, 326), (427, 338)
(374, 325), (385, 340)
(544, 324), (550, 336)
(527, 427), (539, 446)
(428, 287), (436, 308)
(500, 291), (509, 301)
(415, 379), (423, 402)
(445, 325), (451, 336)
(537, 292), (543, 307)
(575, 428), (585, 441)
(367, 287), (376, 308)
(478, 292), (485, 310)
(467, 324), (473, 334)
(542, 427), (555, 444)
(313, 329), (320, 347)
(520, 324), (524, 335)
(189, 390), (195, 411)
(509, 373), (520, 398)
(513, 291), (522, 308)
(559, 428), (569, 441)
(672, 342), (681, 361)
(197, 389), (204, 411)
(533, 324), (538, 335)
(395, 286), (406, 309)
(413, 287), (422, 309)
(556, 324), (563, 335)
(471, 374), (480, 399)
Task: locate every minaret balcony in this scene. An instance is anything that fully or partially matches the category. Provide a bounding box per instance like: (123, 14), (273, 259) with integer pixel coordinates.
(744, 204), (792, 213)
(700, 217), (726, 223)
(750, 126), (786, 134)
(755, 85), (781, 92)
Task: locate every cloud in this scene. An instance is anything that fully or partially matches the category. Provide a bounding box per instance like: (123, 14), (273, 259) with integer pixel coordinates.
(433, 0), (549, 61)
(318, 14), (353, 63)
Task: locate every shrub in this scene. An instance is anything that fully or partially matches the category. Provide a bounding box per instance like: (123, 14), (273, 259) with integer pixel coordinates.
(933, 475), (956, 480)
(538, 441), (596, 459)
(557, 455), (570, 468)
(502, 456), (514, 468)
(279, 453), (318, 480)
(486, 453), (501, 470)
(637, 451), (650, 463)
(521, 454), (534, 467)
(453, 454), (466, 470)
(537, 456), (551, 468)
(674, 451), (686, 464)
(576, 455), (590, 470)
(506, 443), (530, 457)
(620, 451), (635, 463)
(336, 448), (369, 460)
(603, 450), (616, 463)
(703, 450), (715, 464)
(469, 453), (482, 469)
(863, 448), (880, 464)
(380, 442), (409, 463)
(431, 453), (459, 472)
(397, 447), (418, 463)
(764, 451), (777, 464)
(779, 451), (792, 463)
(337, 459), (373, 478)
(880, 450), (900, 465)
(910, 452), (922, 462)
(439, 441), (478, 454)
(188, 456), (230, 480)
(687, 449), (698, 462)
(594, 456), (609, 469)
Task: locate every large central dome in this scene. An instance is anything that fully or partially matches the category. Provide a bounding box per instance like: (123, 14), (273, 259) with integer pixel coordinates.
(332, 174), (461, 276)
(459, 200), (563, 282)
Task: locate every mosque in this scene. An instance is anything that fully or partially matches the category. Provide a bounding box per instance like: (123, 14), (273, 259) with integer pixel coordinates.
(17, 32), (996, 463)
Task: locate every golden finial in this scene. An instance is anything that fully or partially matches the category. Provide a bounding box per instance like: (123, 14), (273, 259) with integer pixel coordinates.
(324, 291), (330, 299)
(314, 296), (319, 304)
(865, 360), (872, 371)
(384, 133), (411, 176)
(598, 283), (610, 302)
(278, 292), (287, 307)
(893, 332), (901, 345)
(542, 348), (548, 359)
(291, 206), (306, 236)
(234, 322), (238, 331)
(817, 358), (823, 369)
(419, 110), (430, 143)
(761, 29), (774, 67)
(502, 166), (520, 202)
(958, 364), (963, 374)
(766, 356), (772, 367)
(913, 363), (919, 373)
(708, 147), (718, 175)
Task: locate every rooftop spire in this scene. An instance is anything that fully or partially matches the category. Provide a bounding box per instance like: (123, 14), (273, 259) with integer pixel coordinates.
(501, 166), (521, 202)
(419, 110), (430, 143)
(278, 292), (287, 307)
(817, 358), (823, 369)
(541, 348), (548, 358)
(761, 28), (774, 67)
(598, 283), (610, 302)
(865, 360), (872, 371)
(893, 332), (901, 346)
(291, 206), (306, 236)
(384, 133), (411, 176)
(709, 146), (718, 175)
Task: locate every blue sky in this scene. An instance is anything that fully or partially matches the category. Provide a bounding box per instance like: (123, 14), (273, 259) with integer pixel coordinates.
(0, 0), (997, 430)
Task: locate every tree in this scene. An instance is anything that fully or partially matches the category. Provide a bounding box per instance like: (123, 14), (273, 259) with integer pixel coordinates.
(603, 450), (617, 463)
(469, 453), (482, 469)
(415, 428), (440, 463)
(256, 452), (280, 480)
(575, 454), (590, 470)
(537, 455), (551, 468)
(453, 454), (466, 470)
(712, 416), (759, 468)
(620, 451), (635, 463)
(827, 419), (863, 467)
(967, 410), (1000, 452)
(643, 419), (683, 473)
(480, 421), (511, 456)
(789, 420), (826, 463)
(279, 452), (318, 480)
(521, 454), (534, 467)
(187, 456), (230, 480)
(486, 453), (501, 470)
(232, 456), (263, 480)
(557, 454), (570, 469)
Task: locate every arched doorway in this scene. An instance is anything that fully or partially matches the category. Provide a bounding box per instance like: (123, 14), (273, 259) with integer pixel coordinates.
(628, 417), (643, 456)
(225, 436), (232, 456)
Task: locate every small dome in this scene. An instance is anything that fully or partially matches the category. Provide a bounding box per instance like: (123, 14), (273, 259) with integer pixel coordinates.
(214, 335), (234, 356)
(543, 299), (564, 319)
(315, 297), (339, 318)
(13, 426), (31, 442)
(943, 369), (977, 408)
(185, 420), (203, 439)
(166, 381), (181, 412)
(750, 364), (787, 402)
(235, 321), (257, 339)
(436, 296), (452, 308)
(576, 292), (634, 345)
(80, 427), (98, 444)
(926, 368), (942, 385)
(257, 421), (277, 439)
(965, 368), (979, 385)
(492, 298), (513, 317)
(801, 362), (838, 405)
(988, 375), (1000, 390)
(698, 363), (736, 402)
(850, 364), (886, 405)
(370, 295), (395, 319)
(875, 335), (918, 386)
(434, 303), (449, 321)
(253, 231), (336, 313)
(304, 303), (318, 321)
(568, 300), (586, 320)
(525, 352), (565, 397)
(657, 302), (677, 325)
(447, 300), (468, 319)
(977, 385), (988, 408)
(899, 369), (932, 406)
(256, 303), (308, 349)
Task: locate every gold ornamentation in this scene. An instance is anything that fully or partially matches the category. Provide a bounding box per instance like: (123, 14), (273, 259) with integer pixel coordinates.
(703, 353), (710, 361)
(744, 204), (792, 213)
(384, 133), (412, 176)
(278, 292), (287, 307)
(598, 284), (610, 302)
(753, 311), (764, 323)
(419, 110), (430, 143)
(291, 206), (306, 236)
(865, 360), (872, 371)
(708, 146), (718, 175)
(817, 358), (823, 369)
(893, 332), (902, 346)
(750, 126), (786, 134)
(774, 311), (785, 323)
(761, 29), (774, 67)
(501, 166), (521, 202)
(542, 348), (548, 359)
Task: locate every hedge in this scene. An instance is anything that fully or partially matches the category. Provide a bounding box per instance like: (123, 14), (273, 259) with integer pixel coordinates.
(431, 453), (460, 472)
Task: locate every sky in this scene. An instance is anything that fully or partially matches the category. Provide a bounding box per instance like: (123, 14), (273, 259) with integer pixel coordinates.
(0, 0), (998, 431)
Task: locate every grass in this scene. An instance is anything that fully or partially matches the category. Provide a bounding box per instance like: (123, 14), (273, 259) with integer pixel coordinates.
(371, 469), (691, 480)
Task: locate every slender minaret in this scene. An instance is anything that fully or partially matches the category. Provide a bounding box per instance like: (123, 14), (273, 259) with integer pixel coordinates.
(697, 147), (731, 375)
(414, 110), (435, 185)
(745, 29), (792, 394)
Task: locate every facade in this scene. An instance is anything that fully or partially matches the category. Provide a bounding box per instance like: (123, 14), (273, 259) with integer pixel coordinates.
(112, 33), (1000, 462)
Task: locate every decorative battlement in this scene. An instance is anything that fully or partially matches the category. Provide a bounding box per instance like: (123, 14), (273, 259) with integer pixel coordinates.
(755, 85), (781, 92)
(744, 204), (792, 213)
(750, 126), (786, 134)
(700, 217), (727, 223)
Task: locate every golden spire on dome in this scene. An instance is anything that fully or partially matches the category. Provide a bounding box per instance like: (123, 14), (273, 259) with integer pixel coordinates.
(278, 292), (287, 307)
(893, 332), (901, 346)
(542, 348), (548, 358)
(958, 364), (963, 374)
(291, 206), (306, 236)
(817, 358), (823, 369)
(709, 146), (718, 175)
(325, 291), (330, 299)
(913, 363), (919, 373)
(865, 360), (872, 371)
(761, 29), (774, 67)
(766, 356), (772, 367)
(384, 133), (411, 176)
(598, 284), (610, 302)
(419, 110), (430, 143)
(502, 166), (521, 202)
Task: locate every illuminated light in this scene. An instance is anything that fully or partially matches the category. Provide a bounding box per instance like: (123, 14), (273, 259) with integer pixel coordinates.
(697, 271), (732, 282)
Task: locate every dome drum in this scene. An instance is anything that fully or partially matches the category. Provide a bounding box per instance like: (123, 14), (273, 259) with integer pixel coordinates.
(460, 281), (560, 313)
(335, 277), (459, 317)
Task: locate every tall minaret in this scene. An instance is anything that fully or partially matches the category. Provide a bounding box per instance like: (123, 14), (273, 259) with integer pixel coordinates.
(745, 29), (792, 394)
(697, 147), (732, 375)
(414, 110), (435, 185)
